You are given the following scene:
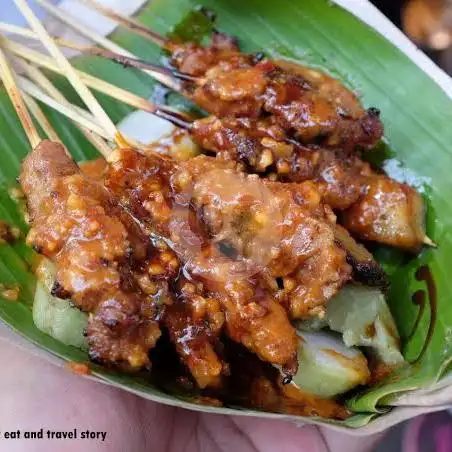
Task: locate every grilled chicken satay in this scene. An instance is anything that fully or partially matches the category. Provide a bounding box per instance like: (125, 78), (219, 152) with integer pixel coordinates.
(191, 116), (370, 209)
(165, 275), (226, 389)
(102, 34), (384, 149)
(82, 158), (227, 388)
(191, 116), (428, 253)
(177, 45), (383, 150)
(11, 32), (423, 257)
(23, 142), (227, 386)
(14, 0), (230, 388)
(22, 2), (382, 151)
(0, 35), (166, 369)
(105, 147), (351, 323)
(102, 146), (298, 381)
(80, 161), (227, 389)
(20, 140), (168, 369)
(105, 148), (300, 373)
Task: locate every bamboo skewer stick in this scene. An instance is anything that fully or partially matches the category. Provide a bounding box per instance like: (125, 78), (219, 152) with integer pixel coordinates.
(0, 23), (196, 85)
(57, 39), (198, 83)
(80, 0), (170, 48)
(16, 70), (151, 154)
(1, 37), (189, 120)
(17, 76), (110, 141)
(1, 36), (193, 130)
(423, 236), (438, 247)
(22, 91), (61, 142)
(0, 29), (109, 163)
(1, 35), (192, 138)
(0, 22), (36, 39)
(19, 59), (112, 157)
(18, 59), (102, 125)
(14, 0), (119, 145)
(13, 1), (157, 153)
(33, 0), (179, 91)
(0, 41), (41, 148)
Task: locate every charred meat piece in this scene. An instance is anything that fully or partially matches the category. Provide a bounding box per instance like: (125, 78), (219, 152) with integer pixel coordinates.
(262, 68), (383, 149)
(333, 224), (388, 288)
(170, 31), (253, 77)
(164, 278), (226, 389)
(173, 240), (300, 370)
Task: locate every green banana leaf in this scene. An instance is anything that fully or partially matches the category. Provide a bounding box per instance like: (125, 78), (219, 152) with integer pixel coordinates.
(1, 0), (451, 428)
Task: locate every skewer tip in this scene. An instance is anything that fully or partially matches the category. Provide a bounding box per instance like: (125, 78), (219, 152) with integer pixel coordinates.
(423, 236), (438, 248)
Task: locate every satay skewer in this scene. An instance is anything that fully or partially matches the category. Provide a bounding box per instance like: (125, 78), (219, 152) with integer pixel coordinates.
(0, 38), (382, 290)
(18, 59), (112, 157)
(9, 2), (387, 152)
(9, 44), (436, 252)
(8, 3), (436, 251)
(14, 2), (304, 374)
(0, 36), (192, 125)
(0, 23), (197, 85)
(0, 27), (170, 370)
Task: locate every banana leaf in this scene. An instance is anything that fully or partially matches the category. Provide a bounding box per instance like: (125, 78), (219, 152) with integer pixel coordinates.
(1, 0), (452, 429)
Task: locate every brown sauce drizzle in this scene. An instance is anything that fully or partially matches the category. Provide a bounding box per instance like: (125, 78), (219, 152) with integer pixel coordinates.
(404, 265), (437, 364)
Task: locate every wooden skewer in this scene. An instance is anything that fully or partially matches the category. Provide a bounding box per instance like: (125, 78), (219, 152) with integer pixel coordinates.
(6, 42), (192, 132)
(11, 2), (156, 153)
(0, 24), (196, 84)
(17, 59), (102, 124)
(80, 0), (171, 49)
(0, 40), (41, 148)
(0, 26), (152, 163)
(58, 39), (199, 84)
(2, 37), (187, 119)
(17, 73), (152, 154)
(0, 22), (36, 39)
(0, 29), (111, 163)
(32, 0), (179, 91)
(18, 59), (112, 157)
(22, 91), (61, 142)
(423, 236), (438, 248)
(14, 0), (120, 145)
(1, 36), (193, 132)
(17, 76), (110, 141)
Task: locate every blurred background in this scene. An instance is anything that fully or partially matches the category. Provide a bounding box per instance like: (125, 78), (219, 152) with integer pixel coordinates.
(371, 0), (452, 74)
